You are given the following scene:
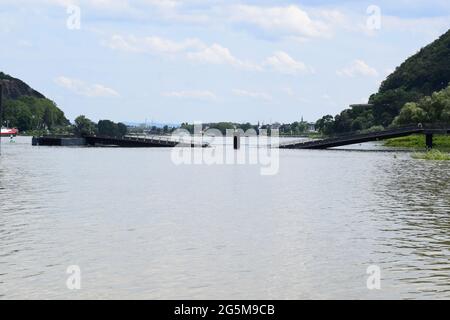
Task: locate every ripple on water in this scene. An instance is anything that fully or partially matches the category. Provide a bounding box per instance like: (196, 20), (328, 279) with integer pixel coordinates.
(0, 138), (449, 299)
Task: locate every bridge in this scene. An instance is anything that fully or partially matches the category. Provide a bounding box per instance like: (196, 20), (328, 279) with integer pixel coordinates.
(33, 135), (209, 148)
(85, 135), (208, 148)
(31, 125), (449, 150)
(279, 125), (450, 150)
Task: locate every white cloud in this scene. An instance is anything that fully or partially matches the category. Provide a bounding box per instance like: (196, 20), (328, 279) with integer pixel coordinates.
(336, 60), (378, 77)
(232, 89), (272, 101)
(48, 0), (211, 23)
(264, 51), (313, 75)
(315, 9), (347, 26)
(41, 0), (135, 14)
(55, 76), (119, 97)
(104, 34), (205, 54)
(104, 34), (318, 75)
(187, 44), (262, 71)
(230, 5), (330, 39)
(162, 90), (217, 100)
(104, 35), (259, 70)
(15, 0), (450, 39)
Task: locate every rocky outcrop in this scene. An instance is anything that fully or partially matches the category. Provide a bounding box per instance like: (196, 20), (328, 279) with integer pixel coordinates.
(0, 72), (45, 100)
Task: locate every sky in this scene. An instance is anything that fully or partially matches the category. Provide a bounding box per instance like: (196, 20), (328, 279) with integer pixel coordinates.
(0, 0), (449, 124)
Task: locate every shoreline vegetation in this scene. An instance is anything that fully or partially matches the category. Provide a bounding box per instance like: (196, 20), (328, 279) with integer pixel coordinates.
(412, 150), (450, 161)
(384, 134), (450, 150)
(384, 135), (450, 160)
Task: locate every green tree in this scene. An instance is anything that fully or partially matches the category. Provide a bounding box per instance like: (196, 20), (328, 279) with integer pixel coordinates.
(98, 120), (118, 137)
(97, 120), (128, 137)
(16, 106), (33, 131)
(240, 122), (253, 132)
(393, 102), (428, 125)
(2, 96), (69, 132)
(74, 115), (97, 137)
(117, 123), (128, 137)
(212, 122), (235, 135)
(393, 83), (450, 125)
(315, 115), (334, 135)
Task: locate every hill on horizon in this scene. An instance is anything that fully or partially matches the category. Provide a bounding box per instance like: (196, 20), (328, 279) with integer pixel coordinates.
(0, 72), (69, 132)
(0, 72), (46, 100)
(316, 28), (450, 135)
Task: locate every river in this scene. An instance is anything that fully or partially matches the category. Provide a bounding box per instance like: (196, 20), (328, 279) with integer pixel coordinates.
(0, 136), (449, 299)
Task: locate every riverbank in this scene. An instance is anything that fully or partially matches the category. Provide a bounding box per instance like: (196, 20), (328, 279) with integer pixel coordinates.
(412, 150), (450, 160)
(384, 134), (450, 150)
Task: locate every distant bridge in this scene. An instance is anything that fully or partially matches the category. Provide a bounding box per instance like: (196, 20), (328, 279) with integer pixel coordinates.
(86, 135), (208, 148)
(33, 135), (208, 148)
(279, 125), (450, 150)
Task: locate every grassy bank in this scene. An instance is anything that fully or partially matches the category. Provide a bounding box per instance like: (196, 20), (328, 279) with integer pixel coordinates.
(412, 150), (450, 161)
(384, 134), (450, 150)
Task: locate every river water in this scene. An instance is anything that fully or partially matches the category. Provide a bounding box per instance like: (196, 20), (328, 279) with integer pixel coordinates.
(0, 136), (449, 299)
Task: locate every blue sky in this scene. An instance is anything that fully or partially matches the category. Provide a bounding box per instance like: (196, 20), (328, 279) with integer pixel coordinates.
(1, 0), (449, 124)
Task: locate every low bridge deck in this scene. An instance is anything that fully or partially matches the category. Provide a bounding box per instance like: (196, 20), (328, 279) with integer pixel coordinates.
(33, 135), (208, 148)
(85, 135), (208, 148)
(280, 126), (450, 150)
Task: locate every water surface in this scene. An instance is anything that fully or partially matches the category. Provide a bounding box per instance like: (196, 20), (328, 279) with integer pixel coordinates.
(0, 137), (449, 299)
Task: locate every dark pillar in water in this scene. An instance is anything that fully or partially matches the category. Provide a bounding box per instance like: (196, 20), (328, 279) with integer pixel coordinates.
(233, 132), (240, 150)
(426, 133), (433, 149)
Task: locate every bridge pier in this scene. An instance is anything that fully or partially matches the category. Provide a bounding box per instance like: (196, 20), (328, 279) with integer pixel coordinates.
(426, 133), (433, 149)
(233, 132), (241, 150)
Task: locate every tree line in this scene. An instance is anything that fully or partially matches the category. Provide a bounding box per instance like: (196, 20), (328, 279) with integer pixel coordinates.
(1, 96), (69, 132)
(0, 96), (128, 138)
(178, 121), (314, 135)
(315, 83), (450, 136)
(393, 83), (450, 125)
(74, 116), (128, 138)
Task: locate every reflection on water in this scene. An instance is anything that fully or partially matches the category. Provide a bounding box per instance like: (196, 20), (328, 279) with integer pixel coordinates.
(0, 136), (449, 299)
